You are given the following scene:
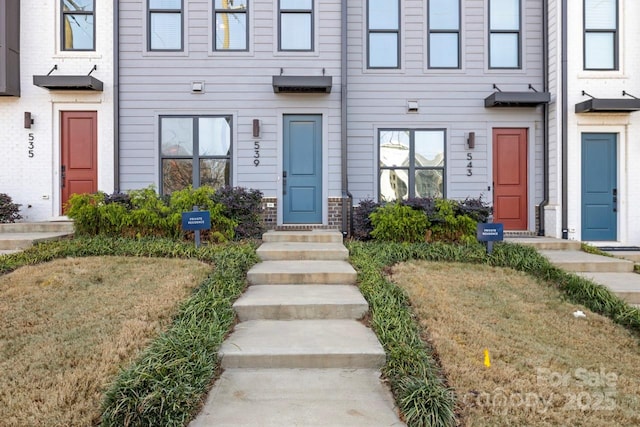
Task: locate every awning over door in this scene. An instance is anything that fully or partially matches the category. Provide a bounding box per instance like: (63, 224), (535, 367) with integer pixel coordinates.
(33, 75), (104, 91)
(575, 98), (640, 113)
(484, 91), (550, 108)
(272, 75), (332, 93)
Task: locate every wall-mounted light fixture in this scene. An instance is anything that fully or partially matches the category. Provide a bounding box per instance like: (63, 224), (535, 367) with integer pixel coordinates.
(407, 100), (419, 113)
(24, 112), (34, 129)
(252, 119), (260, 138)
(467, 132), (476, 149)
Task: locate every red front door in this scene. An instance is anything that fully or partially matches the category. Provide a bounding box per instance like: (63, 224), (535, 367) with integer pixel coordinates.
(61, 111), (98, 212)
(493, 128), (528, 230)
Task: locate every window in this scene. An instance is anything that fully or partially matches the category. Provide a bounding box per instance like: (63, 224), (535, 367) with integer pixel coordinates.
(584, 0), (617, 70)
(61, 0), (95, 51)
(279, 0), (313, 51)
(214, 0), (248, 51)
(428, 0), (460, 68)
(160, 116), (232, 195)
(489, 0), (520, 68)
(149, 0), (183, 51)
(367, 0), (399, 68)
(379, 129), (446, 202)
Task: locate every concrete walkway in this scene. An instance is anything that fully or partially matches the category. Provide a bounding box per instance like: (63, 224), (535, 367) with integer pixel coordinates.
(0, 222), (74, 254)
(190, 230), (404, 426)
(506, 237), (640, 305)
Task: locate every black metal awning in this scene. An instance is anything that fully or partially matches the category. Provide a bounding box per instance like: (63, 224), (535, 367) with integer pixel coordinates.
(484, 91), (550, 107)
(272, 75), (332, 93)
(33, 75), (103, 91)
(575, 98), (640, 113)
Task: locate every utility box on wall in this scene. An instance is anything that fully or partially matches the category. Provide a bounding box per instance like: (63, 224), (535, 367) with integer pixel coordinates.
(0, 0), (20, 97)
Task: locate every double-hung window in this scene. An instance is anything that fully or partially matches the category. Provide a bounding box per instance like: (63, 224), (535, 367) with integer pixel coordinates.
(160, 116), (232, 195)
(61, 0), (95, 51)
(584, 0), (617, 70)
(488, 0), (520, 69)
(367, 0), (400, 68)
(148, 0), (183, 51)
(214, 0), (248, 51)
(428, 0), (460, 69)
(379, 129), (446, 202)
(279, 0), (313, 51)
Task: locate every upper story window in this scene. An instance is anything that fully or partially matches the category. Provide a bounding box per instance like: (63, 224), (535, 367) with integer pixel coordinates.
(149, 0), (183, 51)
(214, 0), (248, 51)
(367, 0), (400, 68)
(488, 0), (520, 69)
(379, 129), (446, 202)
(584, 0), (618, 70)
(160, 116), (232, 195)
(428, 0), (460, 69)
(279, 0), (313, 51)
(61, 0), (95, 51)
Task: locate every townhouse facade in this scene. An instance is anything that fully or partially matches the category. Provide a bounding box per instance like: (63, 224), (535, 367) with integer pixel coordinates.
(2, 1), (640, 245)
(0, 0), (115, 221)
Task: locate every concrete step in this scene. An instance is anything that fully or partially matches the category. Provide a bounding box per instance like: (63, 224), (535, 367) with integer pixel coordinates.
(605, 251), (640, 263)
(234, 285), (368, 321)
(576, 272), (640, 305)
(247, 260), (357, 285)
(505, 237), (582, 250)
(257, 242), (348, 261)
(0, 221), (74, 233)
(262, 230), (343, 244)
(219, 320), (385, 369)
(189, 369), (403, 427)
(0, 232), (71, 250)
(540, 250), (634, 273)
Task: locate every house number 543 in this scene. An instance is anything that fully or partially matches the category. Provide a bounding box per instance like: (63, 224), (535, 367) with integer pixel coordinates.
(28, 133), (34, 158)
(254, 141), (260, 166)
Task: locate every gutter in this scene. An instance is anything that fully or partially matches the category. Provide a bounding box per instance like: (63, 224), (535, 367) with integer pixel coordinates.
(113, 0), (120, 193)
(537, 0), (549, 236)
(561, 0), (568, 238)
(340, 0), (352, 237)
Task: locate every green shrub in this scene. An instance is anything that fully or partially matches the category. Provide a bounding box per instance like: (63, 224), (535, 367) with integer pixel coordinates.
(66, 192), (104, 235)
(370, 203), (429, 243)
(0, 193), (22, 223)
(428, 199), (477, 243)
(211, 186), (264, 239)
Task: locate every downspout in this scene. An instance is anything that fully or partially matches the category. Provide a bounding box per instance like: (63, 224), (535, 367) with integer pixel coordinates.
(113, 0), (120, 193)
(561, 0), (568, 238)
(340, 0), (352, 237)
(537, 0), (549, 236)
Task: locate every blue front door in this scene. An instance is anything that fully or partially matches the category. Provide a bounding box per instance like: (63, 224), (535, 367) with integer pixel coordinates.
(581, 133), (617, 241)
(283, 115), (322, 224)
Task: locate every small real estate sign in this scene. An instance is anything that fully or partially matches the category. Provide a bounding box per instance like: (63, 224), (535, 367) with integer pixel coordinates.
(181, 209), (211, 248)
(477, 222), (504, 254)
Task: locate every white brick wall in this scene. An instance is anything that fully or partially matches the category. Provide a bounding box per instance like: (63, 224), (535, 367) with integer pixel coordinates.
(564, 0), (640, 244)
(0, 1), (114, 221)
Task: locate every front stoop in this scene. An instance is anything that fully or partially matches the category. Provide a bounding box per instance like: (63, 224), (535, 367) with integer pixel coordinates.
(577, 273), (640, 304)
(0, 222), (74, 251)
(190, 230), (404, 426)
(505, 237), (582, 251)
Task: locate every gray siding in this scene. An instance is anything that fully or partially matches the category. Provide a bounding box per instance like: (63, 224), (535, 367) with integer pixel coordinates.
(347, 0), (547, 214)
(119, 0), (343, 196)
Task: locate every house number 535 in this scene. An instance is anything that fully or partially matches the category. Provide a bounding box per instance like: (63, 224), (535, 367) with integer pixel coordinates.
(28, 133), (35, 158)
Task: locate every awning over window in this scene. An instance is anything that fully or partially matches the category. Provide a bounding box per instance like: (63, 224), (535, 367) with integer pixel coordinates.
(272, 76), (332, 93)
(575, 98), (640, 113)
(33, 75), (103, 91)
(484, 91), (550, 108)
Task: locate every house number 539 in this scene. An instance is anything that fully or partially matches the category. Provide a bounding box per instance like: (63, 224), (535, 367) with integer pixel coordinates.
(253, 141), (260, 166)
(28, 133), (35, 158)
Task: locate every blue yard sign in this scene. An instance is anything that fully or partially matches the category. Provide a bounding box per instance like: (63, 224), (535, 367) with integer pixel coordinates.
(181, 208), (211, 248)
(477, 222), (504, 254)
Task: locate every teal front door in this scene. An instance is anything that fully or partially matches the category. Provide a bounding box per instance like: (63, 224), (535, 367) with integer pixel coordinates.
(283, 115), (322, 224)
(581, 133), (617, 241)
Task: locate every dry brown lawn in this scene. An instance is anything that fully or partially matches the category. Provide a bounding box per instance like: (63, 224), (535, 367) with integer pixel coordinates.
(0, 256), (210, 427)
(391, 261), (640, 427)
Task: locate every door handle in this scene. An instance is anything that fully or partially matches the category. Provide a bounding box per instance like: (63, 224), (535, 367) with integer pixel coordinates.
(283, 171), (287, 195)
(613, 188), (617, 212)
(61, 165), (66, 188)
